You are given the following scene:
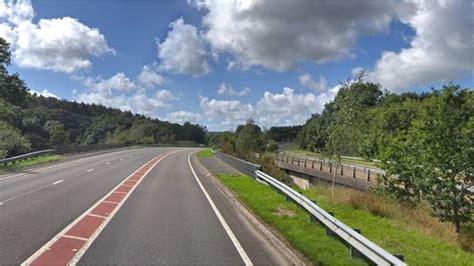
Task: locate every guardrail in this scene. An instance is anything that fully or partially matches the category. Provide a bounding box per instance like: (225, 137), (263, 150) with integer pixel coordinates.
(214, 151), (261, 178)
(0, 149), (55, 166)
(255, 170), (406, 265)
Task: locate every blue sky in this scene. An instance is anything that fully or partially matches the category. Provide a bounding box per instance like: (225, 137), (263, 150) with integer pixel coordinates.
(1, 0), (472, 131)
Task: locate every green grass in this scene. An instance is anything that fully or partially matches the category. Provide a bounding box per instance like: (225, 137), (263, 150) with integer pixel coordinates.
(284, 146), (378, 168)
(216, 173), (367, 265)
(0, 155), (63, 172)
(196, 148), (214, 157)
(300, 185), (474, 265)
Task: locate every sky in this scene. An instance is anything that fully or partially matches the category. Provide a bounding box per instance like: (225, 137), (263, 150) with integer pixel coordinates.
(0, 0), (472, 131)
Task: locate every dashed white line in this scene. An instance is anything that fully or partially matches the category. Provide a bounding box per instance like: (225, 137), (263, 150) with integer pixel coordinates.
(106, 162), (111, 165)
(86, 169), (93, 173)
(52, 179), (64, 185)
(187, 153), (253, 266)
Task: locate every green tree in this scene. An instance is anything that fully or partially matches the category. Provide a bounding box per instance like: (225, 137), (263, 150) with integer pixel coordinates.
(380, 85), (473, 235)
(235, 120), (264, 159)
(0, 38), (29, 107)
(0, 121), (31, 158)
(43, 120), (70, 147)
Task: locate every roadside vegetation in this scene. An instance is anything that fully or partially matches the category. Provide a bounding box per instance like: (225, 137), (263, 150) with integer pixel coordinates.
(216, 173), (366, 265)
(217, 173), (474, 265)
(0, 154), (63, 172)
(196, 148), (214, 157)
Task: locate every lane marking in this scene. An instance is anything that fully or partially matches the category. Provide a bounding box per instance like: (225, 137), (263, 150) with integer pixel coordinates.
(22, 151), (177, 266)
(187, 153), (253, 266)
(86, 169), (93, 173)
(106, 162), (111, 165)
(87, 213), (108, 219)
(52, 179), (64, 185)
(63, 235), (89, 241)
(0, 148), (153, 182)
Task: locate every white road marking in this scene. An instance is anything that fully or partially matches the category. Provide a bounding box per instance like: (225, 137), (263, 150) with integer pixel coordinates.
(86, 168), (93, 173)
(22, 151), (177, 266)
(0, 148), (152, 182)
(52, 179), (64, 185)
(106, 162), (111, 165)
(187, 153), (253, 266)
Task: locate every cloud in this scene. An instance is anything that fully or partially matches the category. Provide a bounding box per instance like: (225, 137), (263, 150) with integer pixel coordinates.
(199, 95), (254, 126)
(0, 1), (114, 73)
(157, 17), (211, 76)
(192, 0), (399, 71)
(74, 72), (176, 116)
(217, 82), (250, 97)
(367, 0), (474, 91)
(255, 86), (339, 126)
(137, 65), (165, 88)
(29, 89), (59, 99)
(198, 85), (340, 130)
(298, 73), (327, 91)
(166, 111), (202, 124)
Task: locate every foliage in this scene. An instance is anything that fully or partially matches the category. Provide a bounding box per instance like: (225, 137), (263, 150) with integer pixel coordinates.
(196, 148), (214, 157)
(379, 85), (473, 234)
(265, 125), (302, 142)
(0, 121), (31, 158)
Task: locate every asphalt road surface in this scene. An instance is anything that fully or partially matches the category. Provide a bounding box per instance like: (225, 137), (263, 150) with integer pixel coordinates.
(0, 147), (295, 265)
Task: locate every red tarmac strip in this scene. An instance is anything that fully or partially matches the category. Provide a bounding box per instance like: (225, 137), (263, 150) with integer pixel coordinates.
(24, 152), (173, 265)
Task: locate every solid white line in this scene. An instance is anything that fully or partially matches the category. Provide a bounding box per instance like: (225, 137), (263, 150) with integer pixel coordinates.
(187, 153), (253, 266)
(86, 168), (93, 173)
(63, 235), (89, 241)
(52, 179), (64, 185)
(87, 213), (107, 219)
(21, 151), (177, 266)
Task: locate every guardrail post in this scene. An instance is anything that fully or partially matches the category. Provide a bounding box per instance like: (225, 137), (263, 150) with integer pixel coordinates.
(304, 159), (307, 167)
(311, 160), (315, 169)
(350, 246), (364, 259)
(340, 165), (344, 175)
(286, 155), (289, 163)
(367, 169), (371, 181)
(320, 161), (323, 171)
(329, 162), (332, 173)
(395, 255), (405, 262)
(352, 167), (356, 178)
(297, 158), (300, 166)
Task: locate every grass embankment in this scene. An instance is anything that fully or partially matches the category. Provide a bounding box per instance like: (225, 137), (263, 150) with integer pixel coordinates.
(0, 155), (63, 172)
(196, 148), (214, 157)
(216, 173), (366, 265)
(217, 173), (474, 265)
(285, 146), (378, 168)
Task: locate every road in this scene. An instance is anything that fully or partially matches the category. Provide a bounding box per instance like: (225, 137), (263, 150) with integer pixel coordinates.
(0, 147), (294, 265)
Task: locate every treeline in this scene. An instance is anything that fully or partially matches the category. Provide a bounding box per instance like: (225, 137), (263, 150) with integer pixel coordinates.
(0, 38), (206, 158)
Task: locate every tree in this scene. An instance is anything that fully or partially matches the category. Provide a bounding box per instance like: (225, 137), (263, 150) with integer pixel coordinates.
(380, 85), (473, 235)
(44, 120), (70, 147)
(235, 120), (264, 159)
(0, 121), (31, 158)
(0, 38), (29, 107)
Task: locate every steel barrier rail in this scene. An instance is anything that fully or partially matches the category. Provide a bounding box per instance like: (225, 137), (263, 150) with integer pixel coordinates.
(0, 149), (55, 166)
(255, 170), (406, 266)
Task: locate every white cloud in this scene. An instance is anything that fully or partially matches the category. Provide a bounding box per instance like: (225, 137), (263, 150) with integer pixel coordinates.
(0, 0), (113, 73)
(166, 111), (202, 124)
(255, 86), (339, 126)
(137, 65), (165, 88)
(29, 89), (59, 99)
(199, 95), (254, 126)
(74, 72), (177, 116)
(298, 73), (327, 91)
(198, 85), (340, 130)
(192, 0), (400, 71)
(157, 17), (211, 76)
(217, 82), (250, 97)
(367, 0), (474, 91)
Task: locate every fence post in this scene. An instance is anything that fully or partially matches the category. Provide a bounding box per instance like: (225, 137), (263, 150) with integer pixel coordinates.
(286, 155), (289, 163)
(304, 159), (307, 167)
(367, 169), (371, 181)
(352, 167), (356, 178)
(340, 164), (343, 175)
(329, 162), (332, 173)
(319, 161), (323, 171)
(311, 160), (315, 169)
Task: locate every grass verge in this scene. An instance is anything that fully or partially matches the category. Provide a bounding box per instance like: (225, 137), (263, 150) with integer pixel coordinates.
(216, 173), (366, 265)
(0, 155), (63, 172)
(300, 185), (474, 265)
(197, 148), (214, 157)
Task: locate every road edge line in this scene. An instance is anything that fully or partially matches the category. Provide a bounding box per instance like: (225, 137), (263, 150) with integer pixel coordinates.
(187, 153), (253, 266)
